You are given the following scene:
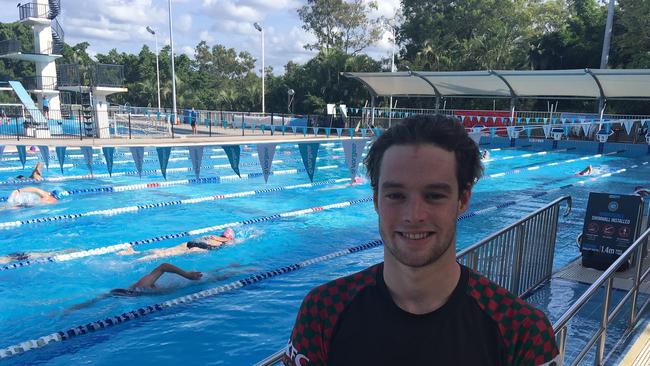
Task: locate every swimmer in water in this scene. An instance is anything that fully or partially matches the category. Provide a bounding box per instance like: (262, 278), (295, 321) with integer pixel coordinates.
(7, 187), (61, 207)
(576, 165), (593, 176)
(118, 227), (236, 261)
(481, 150), (490, 160)
(0, 248), (77, 265)
(15, 161), (44, 181)
(109, 262), (202, 296)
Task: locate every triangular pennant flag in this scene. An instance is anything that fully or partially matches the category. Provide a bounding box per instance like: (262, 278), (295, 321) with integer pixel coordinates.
(341, 139), (366, 180)
(188, 145), (205, 180)
(623, 120), (634, 135)
(80, 146), (94, 174)
(542, 125), (552, 138)
(525, 127), (532, 137)
(55, 146), (66, 173)
(221, 145), (241, 177)
(156, 147), (172, 179)
(301, 126), (307, 136)
(506, 126), (516, 139)
(129, 146), (145, 177)
(298, 142), (320, 182)
(468, 131), (482, 145)
(281, 126), (286, 135)
(348, 128), (355, 137)
(490, 127), (496, 137)
(581, 123), (590, 136)
(499, 117), (504, 124)
(16, 145), (27, 168)
(325, 128), (331, 138)
(543, 118), (548, 124)
(38, 146), (50, 169)
(0, 145), (4, 160)
(313, 127), (320, 136)
(336, 128), (343, 137)
(290, 126), (297, 135)
(525, 118), (530, 124)
(256, 143), (277, 183)
(102, 147), (115, 176)
(251, 123), (256, 132)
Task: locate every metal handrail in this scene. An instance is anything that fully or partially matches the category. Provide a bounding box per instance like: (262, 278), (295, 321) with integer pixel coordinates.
(0, 40), (22, 55)
(18, 2), (49, 20)
(457, 195), (572, 296)
(257, 195), (573, 366)
(92, 63), (125, 87)
(554, 225), (650, 366)
(22, 75), (57, 91)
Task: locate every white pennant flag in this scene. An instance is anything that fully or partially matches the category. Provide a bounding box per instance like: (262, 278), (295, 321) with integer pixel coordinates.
(129, 147), (145, 177)
(581, 123), (591, 136)
(80, 146), (94, 175)
(256, 143), (277, 183)
(622, 120), (634, 135)
(542, 125), (552, 138)
(342, 139), (366, 180)
(188, 145), (205, 180)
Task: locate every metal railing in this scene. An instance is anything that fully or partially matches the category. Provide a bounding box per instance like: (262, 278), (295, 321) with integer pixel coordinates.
(0, 40), (22, 56)
(51, 18), (64, 54)
(18, 2), (49, 20)
(92, 63), (124, 87)
(256, 195), (572, 365)
(22, 76), (57, 91)
(57, 63), (83, 87)
(554, 225), (650, 366)
(457, 195), (572, 296)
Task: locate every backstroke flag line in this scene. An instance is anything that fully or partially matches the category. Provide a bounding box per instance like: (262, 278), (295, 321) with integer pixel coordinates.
(342, 139), (366, 180)
(257, 143), (277, 183)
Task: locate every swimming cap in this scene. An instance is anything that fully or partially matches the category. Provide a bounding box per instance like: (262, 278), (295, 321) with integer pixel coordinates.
(50, 190), (63, 200)
(222, 227), (235, 240)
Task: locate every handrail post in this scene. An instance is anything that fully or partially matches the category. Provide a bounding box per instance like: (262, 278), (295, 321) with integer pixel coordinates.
(557, 327), (567, 366)
(511, 225), (526, 294)
(629, 243), (644, 326)
(595, 277), (614, 365)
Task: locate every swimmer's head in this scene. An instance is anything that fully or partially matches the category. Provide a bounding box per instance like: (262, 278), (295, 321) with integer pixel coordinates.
(50, 190), (63, 200)
(222, 227), (235, 240)
(15, 175), (25, 180)
(353, 177), (363, 184)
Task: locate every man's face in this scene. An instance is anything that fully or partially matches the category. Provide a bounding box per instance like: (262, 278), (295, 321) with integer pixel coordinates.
(374, 144), (471, 268)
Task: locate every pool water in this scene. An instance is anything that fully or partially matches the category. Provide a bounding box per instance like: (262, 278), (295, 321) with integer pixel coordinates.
(0, 140), (648, 365)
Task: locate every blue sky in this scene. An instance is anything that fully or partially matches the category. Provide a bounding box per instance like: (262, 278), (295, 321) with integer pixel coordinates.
(0, 0), (400, 74)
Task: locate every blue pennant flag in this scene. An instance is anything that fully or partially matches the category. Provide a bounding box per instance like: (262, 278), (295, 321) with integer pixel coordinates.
(38, 146), (50, 169)
(348, 128), (355, 137)
(313, 127), (320, 136)
(16, 145), (27, 168)
(188, 145), (204, 180)
(156, 147), (172, 179)
(55, 146), (66, 173)
(281, 126), (286, 135)
(221, 145), (241, 177)
(0, 145), (4, 160)
(251, 123), (256, 131)
(325, 128), (331, 138)
(298, 142), (320, 182)
(291, 126), (297, 135)
(336, 128), (343, 137)
(257, 143), (277, 183)
(525, 118), (531, 124)
(301, 126), (307, 136)
(361, 128), (367, 138)
(525, 127), (532, 137)
(373, 128), (382, 137)
(490, 127), (496, 137)
(129, 146), (145, 177)
(517, 117), (522, 124)
(80, 146), (94, 175)
(535, 117), (540, 123)
(102, 147), (115, 176)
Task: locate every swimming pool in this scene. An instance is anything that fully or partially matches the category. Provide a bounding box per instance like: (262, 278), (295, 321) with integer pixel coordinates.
(0, 139), (648, 365)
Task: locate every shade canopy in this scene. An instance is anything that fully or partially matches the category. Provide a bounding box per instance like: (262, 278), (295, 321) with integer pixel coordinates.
(342, 69), (650, 100)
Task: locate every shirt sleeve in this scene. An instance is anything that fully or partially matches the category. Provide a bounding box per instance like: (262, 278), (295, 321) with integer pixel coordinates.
(282, 289), (327, 366)
(511, 309), (560, 366)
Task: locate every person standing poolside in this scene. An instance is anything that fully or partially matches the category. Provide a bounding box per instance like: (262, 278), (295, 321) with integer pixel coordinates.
(284, 115), (559, 366)
(42, 95), (49, 119)
(190, 107), (198, 135)
(118, 228), (236, 261)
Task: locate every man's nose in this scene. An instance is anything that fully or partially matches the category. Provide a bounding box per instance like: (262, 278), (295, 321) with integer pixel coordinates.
(404, 197), (427, 223)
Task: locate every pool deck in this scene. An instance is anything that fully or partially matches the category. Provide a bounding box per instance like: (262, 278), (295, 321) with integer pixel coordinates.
(0, 124), (366, 151)
(619, 321), (650, 366)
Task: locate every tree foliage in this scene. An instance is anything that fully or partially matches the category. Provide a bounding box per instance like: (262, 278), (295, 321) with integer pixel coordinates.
(298, 0), (383, 54)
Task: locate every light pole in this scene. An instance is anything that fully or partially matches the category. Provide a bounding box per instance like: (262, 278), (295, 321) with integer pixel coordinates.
(168, 0), (178, 127)
(600, 0), (616, 69)
(146, 26), (161, 114)
(253, 22), (265, 114)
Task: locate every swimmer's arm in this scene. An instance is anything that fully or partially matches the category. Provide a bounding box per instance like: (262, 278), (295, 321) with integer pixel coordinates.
(62, 293), (111, 317)
(130, 263), (202, 289)
(18, 187), (50, 198)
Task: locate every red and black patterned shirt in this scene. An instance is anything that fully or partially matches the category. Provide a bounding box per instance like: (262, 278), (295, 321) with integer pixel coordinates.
(283, 263), (559, 366)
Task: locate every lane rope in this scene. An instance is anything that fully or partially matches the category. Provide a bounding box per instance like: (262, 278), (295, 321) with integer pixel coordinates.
(0, 178), (351, 228)
(0, 238), (384, 359)
(0, 196), (373, 271)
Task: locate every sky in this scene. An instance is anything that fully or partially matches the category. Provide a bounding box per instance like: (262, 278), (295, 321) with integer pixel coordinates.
(0, 0), (401, 75)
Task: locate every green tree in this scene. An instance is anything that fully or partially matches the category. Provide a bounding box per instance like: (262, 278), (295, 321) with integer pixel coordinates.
(614, 0), (650, 68)
(298, 0), (383, 54)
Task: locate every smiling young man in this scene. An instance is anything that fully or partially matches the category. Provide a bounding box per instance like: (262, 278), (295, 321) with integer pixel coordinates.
(283, 115), (560, 366)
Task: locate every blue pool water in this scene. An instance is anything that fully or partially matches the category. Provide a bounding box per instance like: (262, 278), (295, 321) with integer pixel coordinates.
(0, 140), (649, 365)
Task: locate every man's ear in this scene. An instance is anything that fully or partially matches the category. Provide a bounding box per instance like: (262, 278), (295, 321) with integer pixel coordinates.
(458, 185), (472, 214)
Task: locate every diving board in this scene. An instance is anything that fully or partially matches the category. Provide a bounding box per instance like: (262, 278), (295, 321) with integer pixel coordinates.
(8, 80), (50, 137)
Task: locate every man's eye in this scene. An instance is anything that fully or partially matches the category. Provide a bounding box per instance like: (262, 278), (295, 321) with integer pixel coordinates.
(385, 193), (404, 200)
(426, 193), (445, 200)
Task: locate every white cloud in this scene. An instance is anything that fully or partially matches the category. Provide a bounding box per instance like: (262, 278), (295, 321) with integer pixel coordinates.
(177, 14), (192, 33)
(181, 45), (195, 56)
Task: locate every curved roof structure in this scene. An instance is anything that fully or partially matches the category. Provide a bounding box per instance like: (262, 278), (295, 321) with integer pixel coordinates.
(342, 69), (650, 100)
